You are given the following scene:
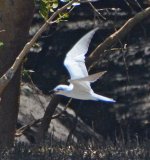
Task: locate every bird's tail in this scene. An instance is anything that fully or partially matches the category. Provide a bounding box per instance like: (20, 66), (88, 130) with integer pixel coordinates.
(93, 93), (116, 103)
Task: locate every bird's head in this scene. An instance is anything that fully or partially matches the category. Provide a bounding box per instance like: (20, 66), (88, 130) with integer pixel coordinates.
(49, 84), (72, 95)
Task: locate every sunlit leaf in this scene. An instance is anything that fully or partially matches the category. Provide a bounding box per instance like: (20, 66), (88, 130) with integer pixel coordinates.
(63, 12), (69, 18)
(50, 8), (54, 12)
(22, 69), (35, 79)
(40, 0), (60, 18)
(0, 41), (4, 47)
(67, 6), (71, 9)
(52, 2), (58, 8)
(39, 0), (49, 19)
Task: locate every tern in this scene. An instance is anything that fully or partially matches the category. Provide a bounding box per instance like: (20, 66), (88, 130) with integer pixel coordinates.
(51, 28), (116, 102)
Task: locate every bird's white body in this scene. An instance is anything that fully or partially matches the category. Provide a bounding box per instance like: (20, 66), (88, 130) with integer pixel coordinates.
(53, 28), (116, 103)
(57, 84), (94, 100)
(57, 83), (114, 101)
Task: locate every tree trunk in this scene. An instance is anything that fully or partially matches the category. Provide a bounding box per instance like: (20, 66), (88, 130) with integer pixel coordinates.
(35, 95), (60, 143)
(0, 0), (34, 147)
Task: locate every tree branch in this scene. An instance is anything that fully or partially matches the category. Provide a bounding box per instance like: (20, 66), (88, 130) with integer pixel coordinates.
(87, 7), (150, 67)
(15, 98), (72, 137)
(0, 0), (78, 96)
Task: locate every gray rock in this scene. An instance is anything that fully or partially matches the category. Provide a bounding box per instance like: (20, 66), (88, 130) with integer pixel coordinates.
(16, 83), (102, 144)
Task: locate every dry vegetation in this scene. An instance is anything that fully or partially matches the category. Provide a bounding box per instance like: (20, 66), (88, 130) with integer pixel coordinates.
(1, 138), (150, 160)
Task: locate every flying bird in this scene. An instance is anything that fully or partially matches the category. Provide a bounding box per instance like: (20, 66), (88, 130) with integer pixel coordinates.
(51, 28), (116, 102)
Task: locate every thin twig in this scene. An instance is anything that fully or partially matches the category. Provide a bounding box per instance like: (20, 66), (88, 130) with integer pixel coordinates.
(88, 2), (106, 20)
(15, 119), (41, 137)
(123, 0), (135, 12)
(52, 98), (72, 119)
(134, 0), (143, 11)
(29, 77), (46, 111)
(15, 98), (73, 136)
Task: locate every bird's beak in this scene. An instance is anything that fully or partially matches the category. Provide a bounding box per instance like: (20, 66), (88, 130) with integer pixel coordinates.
(49, 90), (55, 95)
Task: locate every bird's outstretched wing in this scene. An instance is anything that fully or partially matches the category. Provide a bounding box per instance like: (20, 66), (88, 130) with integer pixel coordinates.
(69, 71), (107, 83)
(64, 28), (99, 80)
(69, 71), (106, 93)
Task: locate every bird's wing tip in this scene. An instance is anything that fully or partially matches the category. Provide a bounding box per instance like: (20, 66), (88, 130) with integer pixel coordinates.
(100, 98), (116, 103)
(111, 99), (116, 103)
(106, 97), (116, 103)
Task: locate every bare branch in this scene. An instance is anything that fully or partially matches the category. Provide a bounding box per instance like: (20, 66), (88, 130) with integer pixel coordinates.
(88, 2), (106, 20)
(87, 7), (150, 67)
(52, 98), (72, 119)
(15, 98), (73, 137)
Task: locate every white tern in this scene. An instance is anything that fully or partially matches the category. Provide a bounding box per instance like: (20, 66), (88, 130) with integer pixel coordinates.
(52, 28), (116, 102)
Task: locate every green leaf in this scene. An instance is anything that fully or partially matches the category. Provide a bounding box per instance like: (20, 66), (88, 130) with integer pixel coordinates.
(39, 0), (49, 20)
(39, 0), (60, 19)
(0, 41), (4, 47)
(63, 12), (69, 18)
(59, 12), (69, 19)
(22, 69), (34, 79)
(52, 2), (58, 9)
(50, 8), (54, 12)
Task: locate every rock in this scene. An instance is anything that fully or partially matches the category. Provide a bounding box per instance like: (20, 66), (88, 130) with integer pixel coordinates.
(16, 83), (102, 144)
